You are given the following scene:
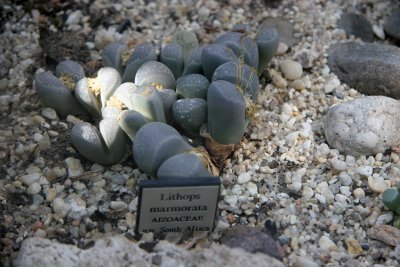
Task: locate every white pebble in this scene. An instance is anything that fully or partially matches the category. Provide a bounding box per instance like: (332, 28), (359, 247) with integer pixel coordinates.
(66, 10), (82, 25)
(246, 182), (258, 196)
(319, 235), (337, 251)
(52, 198), (70, 218)
(224, 195), (238, 206)
(339, 172), (352, 186)
(27, 182), (41, 195)
(279, 59), (303, 80)
(339, 186), (351, 197)
(41, 107), (58, 120)
(368, 176), (388, 193)
(323, 75), (340, 94)
(110, 201), (127, 210)
(356, 166), (373, 177)
(331, 158), (347, 171)
(65, 157), (84, 177)
(372, 24), (385, 39)
(302, 186), (314, 201)
(353, 188), (365, 199)
(19, 173), (41, 186)
(237, 172), (251, 184)
(376, 212), (393, 225)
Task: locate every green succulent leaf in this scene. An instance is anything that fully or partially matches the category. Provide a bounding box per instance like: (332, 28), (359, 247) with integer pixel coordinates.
(182, 47), (204, 76)
(102, 42), (128, 74)
(172, 98), (207, 137)
(122, 42), (157, 83)
(215, 31), (259, 70)
(118, 110), (148, 141)
(135, 61), (176, 90)
(157, 153), (212, 179)
(201, 43), (239, 81)
(160, 44), (184, 79)
(176, 74), (209, 99)
(70, 107), (127, 165)
(255, 27), (279, 75)
(157, 88), (177, 122)
(55, 60), (85, 86)
(171, 30), (199, 64)
(207, 80), (246, 145)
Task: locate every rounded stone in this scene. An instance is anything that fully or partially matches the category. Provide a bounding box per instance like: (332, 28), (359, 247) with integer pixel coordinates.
(327, 42), (400, 99)
(324, 96), (400, 156)
(279, 60), (303, 80)
(237, 172), (251, 184)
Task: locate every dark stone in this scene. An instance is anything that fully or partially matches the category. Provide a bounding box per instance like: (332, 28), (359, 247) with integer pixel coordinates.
(338, 13), (374, 42)
(327, 42), (400, 99)
(220, 225), (283, 260)
(264, 220), (278, 238)
(384, 9), (400, 42)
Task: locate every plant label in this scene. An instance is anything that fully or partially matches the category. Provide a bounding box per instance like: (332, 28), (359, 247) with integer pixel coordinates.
(136, 176), (220, 235)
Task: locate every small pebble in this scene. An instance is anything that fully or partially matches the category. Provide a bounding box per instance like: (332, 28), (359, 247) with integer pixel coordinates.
(19, 173), (41, 186)
(237, 172), (251, 184)
(279, 60), (303, 80)
(318, 235), (337, 251)
(345, 238), (363, 255)
(291, 79), (305, 91)
(27, 182), (41, 195)
(353, 188), (365, 199)
(65, 157), (84, 177)
(368, 176), (388, 193)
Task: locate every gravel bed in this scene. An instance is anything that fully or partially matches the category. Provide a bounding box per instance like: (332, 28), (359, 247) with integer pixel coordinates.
(1, 0), (400, 266)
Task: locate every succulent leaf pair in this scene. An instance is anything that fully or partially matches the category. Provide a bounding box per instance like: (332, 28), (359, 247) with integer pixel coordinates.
(34, 60), (86, 118)
(132, 122), (213, 178)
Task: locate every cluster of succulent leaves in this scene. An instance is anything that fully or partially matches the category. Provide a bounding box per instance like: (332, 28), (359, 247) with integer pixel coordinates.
(34, 25), (279, 179)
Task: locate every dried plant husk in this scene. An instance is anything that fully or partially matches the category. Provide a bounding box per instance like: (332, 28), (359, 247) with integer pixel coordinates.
(200, 125), (239, 171)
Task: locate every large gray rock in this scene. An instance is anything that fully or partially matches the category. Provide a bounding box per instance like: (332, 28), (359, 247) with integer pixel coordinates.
(14, 236), (285, 267)
(324, 96), (400, 156)
(384, 9), (400, 42)
(327, 42), (400, 99)
(337, 12), (374, 42)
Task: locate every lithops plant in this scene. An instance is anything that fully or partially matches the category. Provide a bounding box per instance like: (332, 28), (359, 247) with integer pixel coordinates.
(135, 61), (176, 90)
(132, 122), (194, 177)
(34, 60), (86, 117)
(102, 42), (128, 74)
(157, 153), (213, 179)
(122, 42), (157, 83)
(255, 27), (280, 74)
(172, 98), (207, 137)
(382, 183), (400, 215)
(112, 82), (166, 123)
(215, 31), (259, 70)
(75, 67), (121, 119)
(70, 106), (128, 165)
(160, 44), (184, 79)
(176, 74), (209, 99)
(201, 43), (240, 80)
(171, 30), (199, 63)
